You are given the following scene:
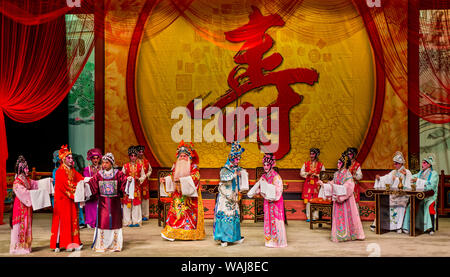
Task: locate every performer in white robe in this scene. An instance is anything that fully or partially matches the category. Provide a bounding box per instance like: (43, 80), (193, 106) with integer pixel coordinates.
(371, 151), (412, 233)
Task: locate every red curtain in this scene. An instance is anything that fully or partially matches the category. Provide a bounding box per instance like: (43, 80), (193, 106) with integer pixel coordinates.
(0, 0), (95, 224)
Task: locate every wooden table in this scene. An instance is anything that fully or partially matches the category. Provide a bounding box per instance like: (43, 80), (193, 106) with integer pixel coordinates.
(365, 188), (435, 236)
(309, 202), (332, 229)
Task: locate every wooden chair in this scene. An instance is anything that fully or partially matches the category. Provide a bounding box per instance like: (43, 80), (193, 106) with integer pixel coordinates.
(157, 169), (173, 227)
(253, 167), (288, 225)
(309, 170), (334, 229)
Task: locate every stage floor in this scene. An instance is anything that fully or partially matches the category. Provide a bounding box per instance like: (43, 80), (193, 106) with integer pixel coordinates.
(0, 213), (449, 257)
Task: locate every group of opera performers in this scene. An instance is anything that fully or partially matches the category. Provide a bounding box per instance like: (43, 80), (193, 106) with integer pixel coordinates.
(9, 144), (152, 254)
(8, 140), (439, 255)
(301, 147), (439, 243)
(158, 140), (287, 248)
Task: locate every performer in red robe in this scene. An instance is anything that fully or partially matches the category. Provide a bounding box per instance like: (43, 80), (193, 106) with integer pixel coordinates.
(50, 145), (84, 252)
(300, 148), (325, 221)
(121, 146), (145, 227)
(136, 145), (152, 221)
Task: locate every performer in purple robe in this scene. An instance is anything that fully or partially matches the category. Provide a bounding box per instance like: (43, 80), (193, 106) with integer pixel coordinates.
(83, 148), (102, 228)
(87, 153), (130, 252)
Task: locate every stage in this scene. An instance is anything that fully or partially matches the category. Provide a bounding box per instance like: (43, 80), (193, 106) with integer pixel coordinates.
(1, 213), (449, 257)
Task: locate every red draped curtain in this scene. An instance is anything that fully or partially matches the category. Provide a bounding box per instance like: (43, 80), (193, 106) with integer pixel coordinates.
(0, 0), (95, 224)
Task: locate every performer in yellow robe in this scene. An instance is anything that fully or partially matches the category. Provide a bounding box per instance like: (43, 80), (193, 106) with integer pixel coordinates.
(159, 141), (205, 241)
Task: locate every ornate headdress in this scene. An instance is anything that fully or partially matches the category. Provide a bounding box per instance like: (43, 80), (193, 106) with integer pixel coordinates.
(128, 146), (138, 156)
(102, 152), (115, 166)
(58, 144), (72, 161)
(15, 155), (28, 175)
(135, 145), (145, 152)
(346, 147), (358, 157)
(310, 147), (320, 157)
(229, 141), (245, 159)
(423, 153), (436, 167)
(87, 148), (103, 161)
(338, 151), (351, 169)
(263, 153), (275, 167)
(392, 151), (406, 164)
(176, 140), (199, 164)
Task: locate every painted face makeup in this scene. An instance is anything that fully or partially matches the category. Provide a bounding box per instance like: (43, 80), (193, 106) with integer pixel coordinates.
(102, 160), (112, 171)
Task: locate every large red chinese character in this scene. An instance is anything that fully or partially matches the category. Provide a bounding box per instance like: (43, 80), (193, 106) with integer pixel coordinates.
(187, 6), (319, 159)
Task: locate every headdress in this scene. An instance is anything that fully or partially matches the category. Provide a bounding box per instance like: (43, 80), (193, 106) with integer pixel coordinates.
(15, 155), (28, 175)
(58, 144), (72, 161)
(338, 151), (351, 169)
(128, 146), (138, 156)
(262, 153), (275, 167)
(87, 148), (103, 161)
(229, 141), (245, 159)
(102, 152), (115, 166)
(176, 140), (199, 164)
(135, 145), (145, 152)
(423, 153), (436, 167)
(346, 147), (358, 157)
(392, 151), (406, 164)
(310, 148), (320, 157)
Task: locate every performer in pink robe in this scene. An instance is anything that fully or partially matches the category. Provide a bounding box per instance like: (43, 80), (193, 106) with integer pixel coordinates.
(326, 152), (365, 242)
(9, 156), (39, 254)
(82, 148), (102, 228)
(259, 153), (287, 247)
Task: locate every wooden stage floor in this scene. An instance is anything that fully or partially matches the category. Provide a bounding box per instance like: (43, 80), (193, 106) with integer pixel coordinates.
(0, 213), (449, 257)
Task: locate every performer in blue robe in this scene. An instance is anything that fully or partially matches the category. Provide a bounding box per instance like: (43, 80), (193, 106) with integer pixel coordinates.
(213, 141), (248, 247)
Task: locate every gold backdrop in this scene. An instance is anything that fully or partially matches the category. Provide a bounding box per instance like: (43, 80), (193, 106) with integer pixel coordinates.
(104, 0), (408, 169)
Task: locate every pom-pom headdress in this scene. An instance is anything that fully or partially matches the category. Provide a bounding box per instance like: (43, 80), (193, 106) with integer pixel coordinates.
(262, 153), (275, 167)
(58, 145), (72, 161)
(176, 140), (199, 165)
(229, 141), (245, 160)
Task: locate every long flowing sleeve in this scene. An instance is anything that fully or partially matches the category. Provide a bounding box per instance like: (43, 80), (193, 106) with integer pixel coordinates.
(300, 163), (307, 178)
(272, 175), (284, 202)
(336, 174), (355, 203)
(354, 167), (363, 181)
(13, 179), (32, 207)
(29, 179), (39, 190)
(116, 170), (128, 198)
(146, 164), (152, 179)
(138, 167), (146, 184)
(426, 171), (439, 193)
(87, 173), (100, 197)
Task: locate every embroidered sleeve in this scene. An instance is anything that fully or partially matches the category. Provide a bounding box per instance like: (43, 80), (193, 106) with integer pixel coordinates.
(13, 179), (32, 207)
(273, 175), (284, 202)
(220, 167), (234, 182)
(300, 163), (307, 178)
